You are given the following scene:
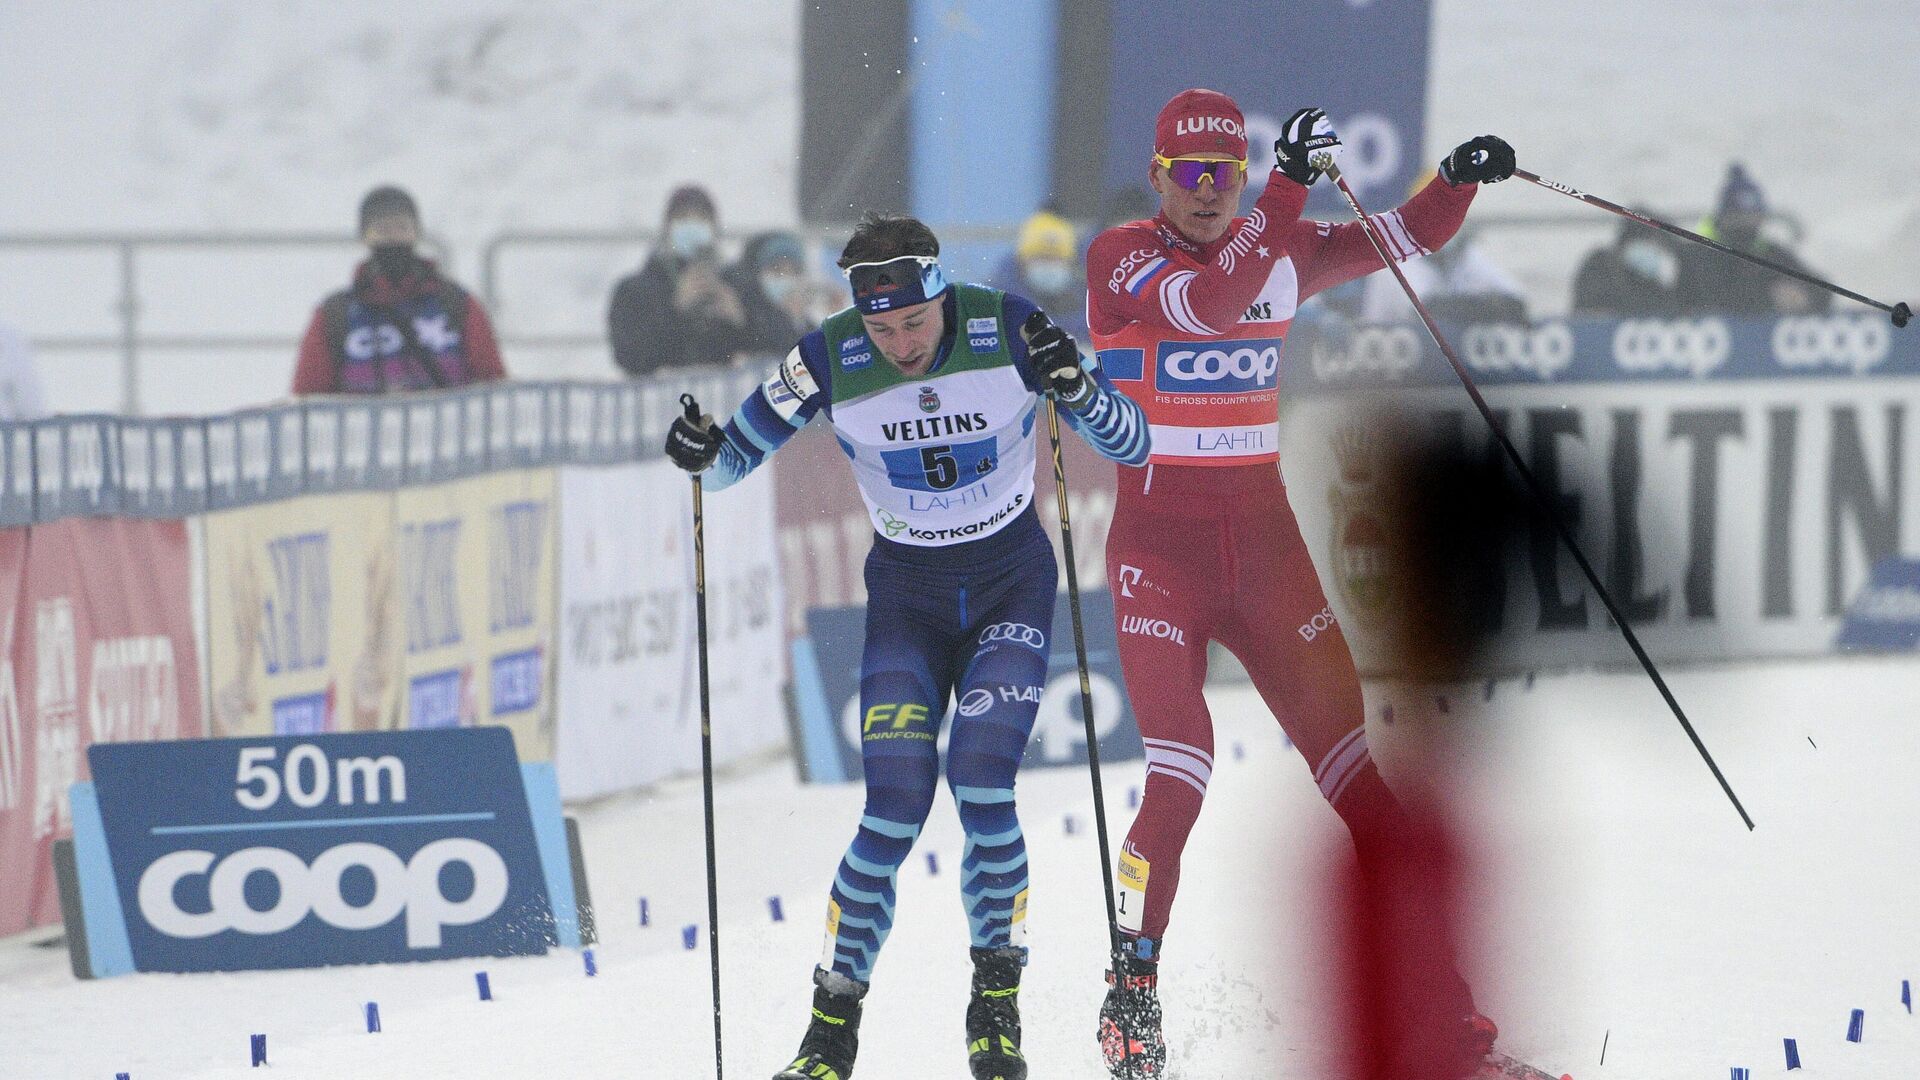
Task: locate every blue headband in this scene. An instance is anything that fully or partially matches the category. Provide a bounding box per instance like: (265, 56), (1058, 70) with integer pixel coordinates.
(844, 255), (949, 315)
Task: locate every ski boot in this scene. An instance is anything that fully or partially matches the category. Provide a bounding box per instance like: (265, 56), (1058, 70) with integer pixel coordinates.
(773, 969), (867, 1080)
(1097, 953), (1165, 1078)
(965, 946), (1027, 1080)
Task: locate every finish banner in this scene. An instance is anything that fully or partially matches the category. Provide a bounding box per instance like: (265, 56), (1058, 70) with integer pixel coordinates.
(0, 519), (201, 938)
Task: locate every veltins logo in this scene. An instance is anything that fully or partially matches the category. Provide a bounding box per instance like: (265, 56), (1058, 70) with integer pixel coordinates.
(1154, 338), (1282, 393)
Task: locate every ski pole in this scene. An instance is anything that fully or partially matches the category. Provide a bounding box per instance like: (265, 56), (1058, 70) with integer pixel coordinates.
(1512, 167), (1909, 327)
(680, 392), (727, 1079)
(1320, 164), (1756, 832)
(1020, 320), (1140, 1075)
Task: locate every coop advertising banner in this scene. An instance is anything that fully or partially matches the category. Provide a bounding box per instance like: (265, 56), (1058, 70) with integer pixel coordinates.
(67, 728), (581, 976)
(553, 461), (784, 800)
(1280, 315), (1920, 671)
(0, 519), (201, 938)
(203, 493), (401, 739)
(394, 470), (556, 762)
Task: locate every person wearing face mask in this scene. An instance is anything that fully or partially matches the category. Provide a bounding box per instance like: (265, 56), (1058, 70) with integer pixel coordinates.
(1572, 217), (1685, 317)
(991, 209), (1088, 339)
(607, 184), (754, 375)
(292, 185), (505, 394)
(725, 230), (834, 355)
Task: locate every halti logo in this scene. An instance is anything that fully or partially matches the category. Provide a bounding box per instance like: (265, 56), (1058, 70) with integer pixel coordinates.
(1154, 338), (1282, 393)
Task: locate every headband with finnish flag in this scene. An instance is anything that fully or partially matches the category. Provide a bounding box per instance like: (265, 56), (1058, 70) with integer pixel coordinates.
(844, 255), (950, 315)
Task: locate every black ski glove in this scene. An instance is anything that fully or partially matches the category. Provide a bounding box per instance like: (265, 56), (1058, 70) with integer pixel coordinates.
(1022, 311), (1094, 410)
(1274, 107), (1343, 187)
(666, 395), (722, 473)
(1440, 135), (1516, 187)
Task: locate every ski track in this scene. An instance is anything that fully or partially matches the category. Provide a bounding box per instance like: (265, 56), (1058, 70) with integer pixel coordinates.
(4, 659), (1918, 1078)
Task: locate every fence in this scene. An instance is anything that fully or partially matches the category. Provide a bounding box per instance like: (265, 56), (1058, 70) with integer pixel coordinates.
(0, 208), (1697, 414)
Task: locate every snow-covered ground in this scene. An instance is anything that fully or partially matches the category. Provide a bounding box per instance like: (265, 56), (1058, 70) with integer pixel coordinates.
(4, 657), (1918, 1078)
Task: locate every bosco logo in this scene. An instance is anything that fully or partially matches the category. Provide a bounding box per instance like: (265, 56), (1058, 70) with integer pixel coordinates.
(1155, 338), (1282, 393)
(136, 839), (509, 949)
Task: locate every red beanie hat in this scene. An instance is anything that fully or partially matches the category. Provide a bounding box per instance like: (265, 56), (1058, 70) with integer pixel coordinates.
(1154, 88), (1249, 160)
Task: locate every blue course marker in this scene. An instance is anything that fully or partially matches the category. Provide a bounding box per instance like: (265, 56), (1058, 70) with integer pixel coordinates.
(683, 924), (699, 950)
(365, 1002), (381, 1033)
(1903, 979), (1912, 1014)
(640, 897), (651, 927)
(1847, 1008), (1864, 1042)
(1730, 1069), (1749, 1080)
(1127, 787), (1140, 809)
(250, 1034), (267, 1067)
(117, 1074), (129, 1079)
(584, 949), (597, 977)
(476, 971), (493, 1001)
(1784, 1038), (1800, 1069)
(1064, 814), (1078, 836)
(926, 851), (940, 875)
(769, 896), (786, 922)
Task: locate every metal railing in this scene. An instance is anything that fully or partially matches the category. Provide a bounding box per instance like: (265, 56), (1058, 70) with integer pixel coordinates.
(0, 232), (448, 414)
(4, 209), (1780, 414)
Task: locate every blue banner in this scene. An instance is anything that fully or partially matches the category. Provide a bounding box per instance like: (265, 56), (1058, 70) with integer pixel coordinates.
(1105, 0), (1433, 217)
(1837, 557), (1920, 651)
(72, 728), (578, 975)
(1282, 313), (1920, 395)
(791, 589), (1143, 784)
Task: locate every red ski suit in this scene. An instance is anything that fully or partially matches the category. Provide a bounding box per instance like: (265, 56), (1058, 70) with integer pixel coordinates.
(1088, 167), (1478, 955)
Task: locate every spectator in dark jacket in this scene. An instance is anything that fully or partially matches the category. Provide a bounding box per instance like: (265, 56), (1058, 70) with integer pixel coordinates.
(1572, 218), (1684, 317)
(1674, 163), (1831, 316)
(607, 185), (752, 375)
(292, 185), (505, 394)
(724, 230), (827, 356)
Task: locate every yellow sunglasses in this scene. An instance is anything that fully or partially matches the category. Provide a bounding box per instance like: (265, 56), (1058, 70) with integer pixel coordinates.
(1153, 154), (1249, 190)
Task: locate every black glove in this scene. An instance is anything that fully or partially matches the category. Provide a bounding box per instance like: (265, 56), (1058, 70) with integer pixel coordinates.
(1021, 311), (1093, 409)
(666, 394), (722, 473)
(1440, 135), (1516, 187)
(1274, 107), (1343, 187)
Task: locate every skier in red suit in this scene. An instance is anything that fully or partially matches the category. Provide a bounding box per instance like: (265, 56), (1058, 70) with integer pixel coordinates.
(1085, 87), (1517, 1079)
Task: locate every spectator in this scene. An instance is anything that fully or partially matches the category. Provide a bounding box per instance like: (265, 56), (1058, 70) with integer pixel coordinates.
(724, 230), (842, 355)
(991, 208), (1087, 338)
(1360, 228), (1529, 325)
(1572, 217), (1684, 316)
(292, 185), (505, 395)
(607, 184), (752, 375)
(0, 320), (49, 419)
(1674, 163), (1830, 316)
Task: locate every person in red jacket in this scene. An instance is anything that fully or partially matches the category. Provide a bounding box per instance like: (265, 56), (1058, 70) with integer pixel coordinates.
(1085, 88), (1516, 1079)
(291, 185), (506, 395)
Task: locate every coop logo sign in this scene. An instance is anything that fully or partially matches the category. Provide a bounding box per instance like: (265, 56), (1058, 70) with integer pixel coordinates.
(138, 839), (506, 948)
(1464, 322), (1574, 380)
(1155, 338), (1282, 393)
(1611, 318), (1731, 378)
(67, 728), (577, 976)
(1771, 315), (1890, 374)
